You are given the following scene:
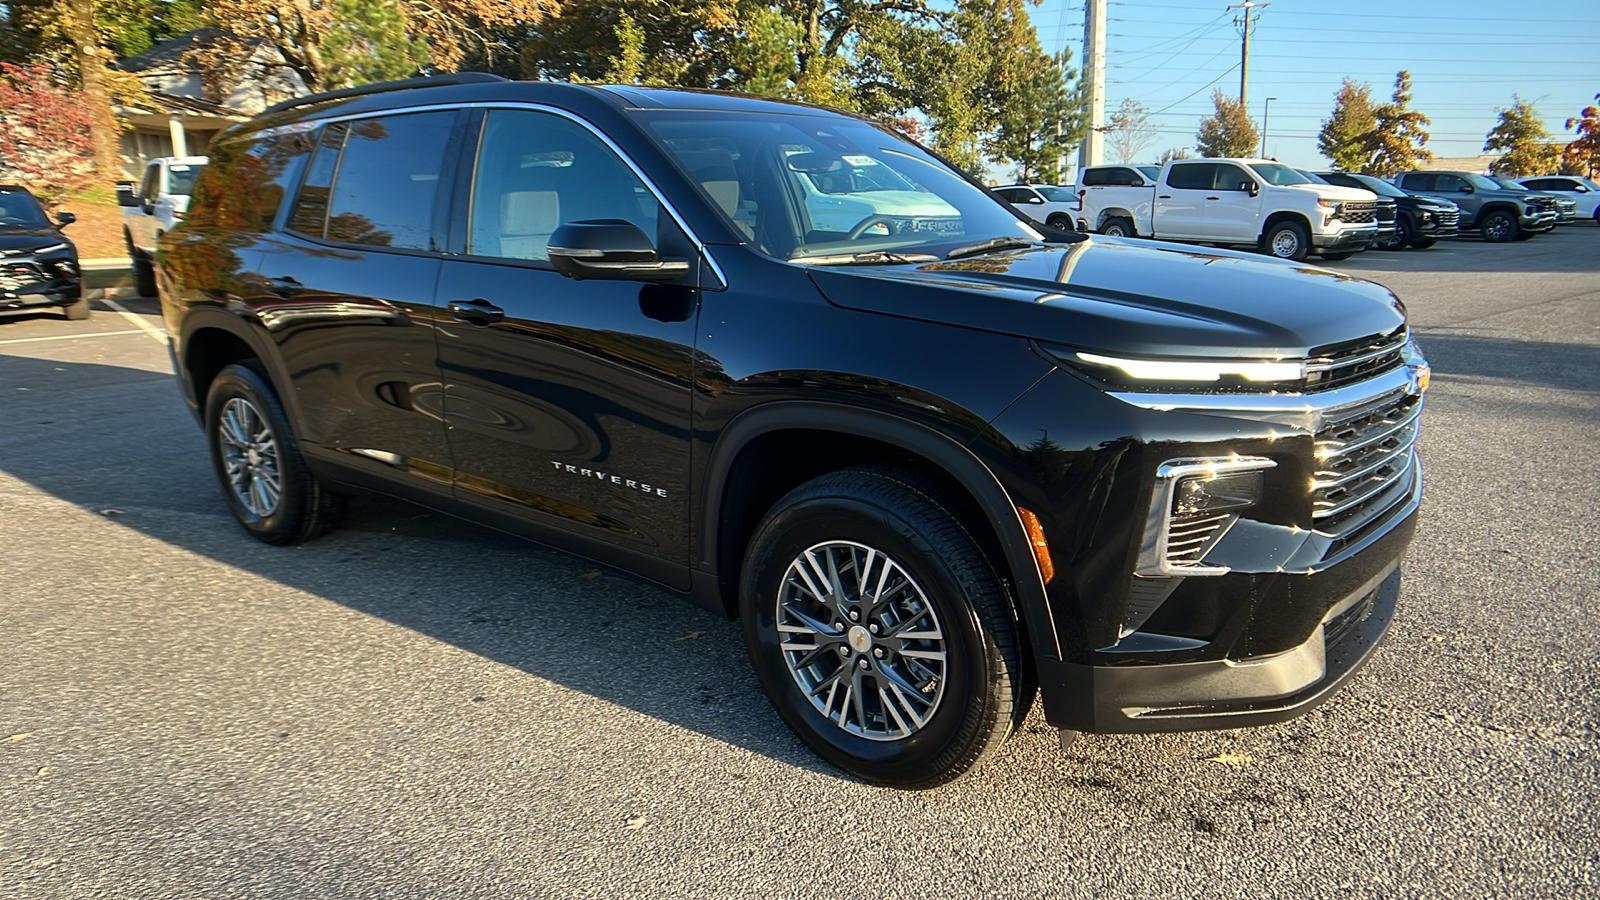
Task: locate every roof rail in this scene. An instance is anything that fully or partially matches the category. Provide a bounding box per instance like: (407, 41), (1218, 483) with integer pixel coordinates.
(261, 72), (509, 117)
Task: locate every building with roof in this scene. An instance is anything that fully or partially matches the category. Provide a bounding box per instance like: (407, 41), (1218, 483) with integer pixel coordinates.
(115, 29), (309, 177)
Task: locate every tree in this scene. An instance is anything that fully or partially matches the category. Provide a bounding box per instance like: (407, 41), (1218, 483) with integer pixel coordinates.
(1483, 95), (1561, 177)
(992, 48), (1085, 183)
(1358, 70), (1431, 177)
(0, 61), (97, 201)
(323, 0), (429, 88)
(1563, 95), (1600, 177)
(1157, 146), (1191, 164)
(1318, 78), (1375, 172)
(1195, 90), (1257, 158)
(1105, 98), (1157, 164)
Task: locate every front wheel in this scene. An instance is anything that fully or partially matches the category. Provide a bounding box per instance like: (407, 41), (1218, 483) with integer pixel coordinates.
(1046, 213), (1073, 231)
(1410, 236), (1438, 249)
(1262, 220), (1311, 261)
(205, 363), (342, 545)
(1376, 218), (1412, 251)
(739, 467), (1029, 789)
(1479, 209), (1518, 242)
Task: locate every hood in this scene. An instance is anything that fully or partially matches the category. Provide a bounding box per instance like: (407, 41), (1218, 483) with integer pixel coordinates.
(1280, 183), (1375, 202)
(0, 229), (71, 254)
(1408, 195), (1455, 208)
(808, 236), (1406, 358)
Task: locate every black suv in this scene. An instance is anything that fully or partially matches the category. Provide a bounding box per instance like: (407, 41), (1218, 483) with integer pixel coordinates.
(0, 185), (86, 320)
(159, 75), (1427, 788)
(1313, 172), (1461, 250)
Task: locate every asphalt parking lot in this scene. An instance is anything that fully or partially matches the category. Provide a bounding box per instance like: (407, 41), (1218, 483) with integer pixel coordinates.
(3, 227), (1597, 898)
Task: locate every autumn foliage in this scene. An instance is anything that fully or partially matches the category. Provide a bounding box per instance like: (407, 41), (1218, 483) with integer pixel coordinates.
(0, 62), (97, 203)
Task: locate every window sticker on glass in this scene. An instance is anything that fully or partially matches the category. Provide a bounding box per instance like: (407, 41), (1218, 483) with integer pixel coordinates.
(842, 155), (877, 166)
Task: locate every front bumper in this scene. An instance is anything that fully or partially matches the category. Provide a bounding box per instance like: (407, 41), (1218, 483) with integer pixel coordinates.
(1312, 226), (1377, 251)
(1518, 211), (1559, 232)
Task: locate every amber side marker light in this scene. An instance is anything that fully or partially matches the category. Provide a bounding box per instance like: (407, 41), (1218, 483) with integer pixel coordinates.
(1017, 507), (1055, 584)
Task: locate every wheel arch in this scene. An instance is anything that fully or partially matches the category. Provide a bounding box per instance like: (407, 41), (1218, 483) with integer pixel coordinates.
(1260, 210), (1312, 242)
(698, 402), (1058, 662)
(1096, 207), (1136, 233)
(177, 310), (296, 425)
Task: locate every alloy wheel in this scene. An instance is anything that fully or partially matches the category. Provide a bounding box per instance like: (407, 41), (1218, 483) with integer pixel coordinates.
(217, 397), (282, 517)
(776, 540), (948, 741)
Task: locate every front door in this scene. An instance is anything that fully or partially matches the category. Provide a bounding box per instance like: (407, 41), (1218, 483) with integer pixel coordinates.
(1156, 163), (1213, 239)
(1203, 163), (1262, 242)
(434, 108), (700, 585)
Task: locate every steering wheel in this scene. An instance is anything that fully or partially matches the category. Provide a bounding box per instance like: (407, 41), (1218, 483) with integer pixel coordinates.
(846, 214), (898, 240)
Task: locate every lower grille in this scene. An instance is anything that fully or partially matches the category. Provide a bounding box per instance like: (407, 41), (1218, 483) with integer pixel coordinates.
(0, 263), (45, 291)
(1313, 392), (1422, 536)
(1324, 589), (1376, 648)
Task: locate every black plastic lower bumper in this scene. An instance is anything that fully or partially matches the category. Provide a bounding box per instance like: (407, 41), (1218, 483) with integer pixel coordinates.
(1038, 563), (1401, 734)
(1312, 228), (1377, 251)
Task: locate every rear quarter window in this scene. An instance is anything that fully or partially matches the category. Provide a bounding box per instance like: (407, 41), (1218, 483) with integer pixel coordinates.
(189, 129), (315, 233)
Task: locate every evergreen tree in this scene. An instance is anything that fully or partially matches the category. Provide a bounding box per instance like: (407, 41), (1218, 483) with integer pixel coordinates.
(1484, 95), (1561, 177)
(993, 48), (1086, 183)
(323, 0), (428, 88)
(1359, 70), (1431, 177)
(1195, 90), (1257, 158)
(1318, 78), (1375, 172)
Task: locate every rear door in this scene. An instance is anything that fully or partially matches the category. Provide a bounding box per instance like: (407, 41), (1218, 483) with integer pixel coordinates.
(254, 110), (463, 497)
(433, 107), (701, 586)
(1156, 163), (1213, 238)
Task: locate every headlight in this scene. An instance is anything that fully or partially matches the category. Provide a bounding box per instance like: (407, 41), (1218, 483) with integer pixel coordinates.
(1071, 350), (1304, 384)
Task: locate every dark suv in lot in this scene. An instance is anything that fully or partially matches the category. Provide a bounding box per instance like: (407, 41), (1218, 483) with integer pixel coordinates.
(1313, 172), (1460, 250)
(159, 75), (1427, 788)
(1395, 170), (1558, 242)
(0, 184), (86, 320)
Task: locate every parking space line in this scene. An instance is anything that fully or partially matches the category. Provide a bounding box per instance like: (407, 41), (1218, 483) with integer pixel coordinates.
(0, 329), (145, 345)
(99, 297), (167, 343)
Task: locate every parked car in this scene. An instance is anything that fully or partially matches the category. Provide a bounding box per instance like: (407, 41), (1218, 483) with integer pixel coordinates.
(1393, 170), (1558, 242)
(991, 184), (1078, 230)
(160, 75), (1426, 788)
(120, 155), (207, 296)
(1484, 176), (1578, 223)
(1077, 158), (1379, 261)
(1313, 171), (1461, 250)
(1516, 175), (1600, 222)
(0, 184), (86, 320)
(1299, 170), (1398, 248)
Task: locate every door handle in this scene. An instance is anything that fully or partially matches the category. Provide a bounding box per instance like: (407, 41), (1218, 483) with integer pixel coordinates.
(448, 298), (504, 325)
(266, 276), (303, 297)
(1158, 195), (1172, 199)
(1205, 196), (1221, 200)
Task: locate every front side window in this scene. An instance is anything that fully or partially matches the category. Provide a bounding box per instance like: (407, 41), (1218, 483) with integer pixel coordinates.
(643, 111), (1035, 260)
(288, 112), (455, 250)
(139, 165), (160, 202)
(1214, 164), (1255, 191)
(467, 109), (660, 262)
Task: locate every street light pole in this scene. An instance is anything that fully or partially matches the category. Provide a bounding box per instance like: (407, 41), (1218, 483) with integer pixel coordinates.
(1260, 96), (1277, 158)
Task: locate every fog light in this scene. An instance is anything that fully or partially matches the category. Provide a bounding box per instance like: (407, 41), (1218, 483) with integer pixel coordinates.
(1137, 457), (1276, 577)
(1173, 469), (1263, 516)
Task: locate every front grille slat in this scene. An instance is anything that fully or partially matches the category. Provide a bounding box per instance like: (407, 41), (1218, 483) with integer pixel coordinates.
(1311, 391), (1423, 531)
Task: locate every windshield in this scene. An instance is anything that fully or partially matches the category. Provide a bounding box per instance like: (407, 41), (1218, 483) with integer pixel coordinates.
(1137, 165), (1160, 180)
(1037, 186), (1076, 201)
(1489, 177), (1530, 192)
(1298, 170), (1331, 184)
(1348, 174), (1406, 198)
(1464, 173), (1505, 191)
(642, 111), (1038, 261)
(166, 163), (204, 196)
(1249, 163), (1313, 186)
(0, 190), (51, 229)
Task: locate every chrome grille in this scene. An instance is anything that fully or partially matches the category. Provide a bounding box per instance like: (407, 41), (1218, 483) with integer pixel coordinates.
(0, 263), (45, 291)
(1340, 200), (1377, 224)
(1374, 198), (1397, 224)
(1557, 199), (1578, 218)
(1435, 207), (1460, 228)
(1165, 510), (1233, 567)
(1304, 328), (1408, 393)
(1313, 392), (1422, 535)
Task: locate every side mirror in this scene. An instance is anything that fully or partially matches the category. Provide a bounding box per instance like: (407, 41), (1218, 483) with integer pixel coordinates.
(116, 182), (139, 208)
(1459, 185), (1474, 194)
(55, 211), (76, 227)
(547, 219), (690, 283)
(1245, 181), (1260, 197)
(1027, 196), (1044, 205)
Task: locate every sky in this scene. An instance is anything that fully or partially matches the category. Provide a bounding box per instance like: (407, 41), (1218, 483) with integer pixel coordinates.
(1028, 0), (1600, 174)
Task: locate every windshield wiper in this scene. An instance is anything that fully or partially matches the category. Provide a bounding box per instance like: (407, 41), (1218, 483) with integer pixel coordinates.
(789, 250), (939, 266)
(944, 236), (1038, 260)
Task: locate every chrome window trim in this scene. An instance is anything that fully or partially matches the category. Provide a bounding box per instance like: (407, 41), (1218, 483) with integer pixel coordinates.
(292, 100), (729, 290)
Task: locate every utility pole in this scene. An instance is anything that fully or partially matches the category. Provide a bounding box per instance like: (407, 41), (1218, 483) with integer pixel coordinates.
(1228, 1), (1268, 110)
(1077, 0), (1107, 176)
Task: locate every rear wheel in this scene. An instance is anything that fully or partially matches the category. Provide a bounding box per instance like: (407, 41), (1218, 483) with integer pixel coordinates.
(131, 251), (158, 298)
(1511, 229), (1535, 241)
(205, 363), (342, 545)
(1101, 216), (1136, 238)
(739, 466), (1028, 789)
(1479, 209), (1518, 242)
(1262, 220), (1310, 261)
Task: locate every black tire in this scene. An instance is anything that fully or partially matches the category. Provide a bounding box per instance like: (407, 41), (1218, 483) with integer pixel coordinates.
(131, 251), (158, 298)
(1046, 213), (1073, 231)
(1100, 216), (1136, 238)
(1511, 229), (1535, 241)
(1262, 219), (1311, 261)
(1319, 252), (1354, 261)
(60, 291), (90, 320)
(204, 362), (342, 545)
(1376, 217), (1412, 251)
(1410, 237), (1438, 249)
(739, 466), (1028, 789)
(1479, 209), (1518, 242)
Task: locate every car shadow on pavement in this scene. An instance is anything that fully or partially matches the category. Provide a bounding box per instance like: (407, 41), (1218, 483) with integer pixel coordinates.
(1414, 332), (1600, 397)
(0, 352), (838, 780)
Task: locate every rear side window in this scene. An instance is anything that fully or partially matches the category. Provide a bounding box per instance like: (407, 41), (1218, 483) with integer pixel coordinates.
(1081, 168), (1109, 186)
(1166, 164), (1214, 190)
(1398, 173), (1432, 191)
(288, 112), (456, 250)
(188, 129), (315, 233)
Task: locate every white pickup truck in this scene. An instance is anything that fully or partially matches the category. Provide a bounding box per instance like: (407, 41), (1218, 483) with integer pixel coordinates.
(120, 156), (206, 296)
(1076, 158), (1379, 261)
